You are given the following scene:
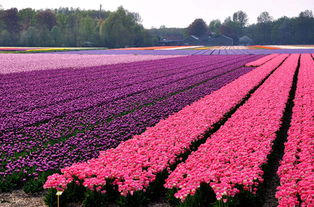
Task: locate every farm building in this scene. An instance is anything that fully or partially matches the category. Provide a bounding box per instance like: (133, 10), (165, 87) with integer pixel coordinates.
(183, 34), (234, 46)
(239, 35), (254, 45)
(158, 33), (234, 46)
(158, 38), (183, 46)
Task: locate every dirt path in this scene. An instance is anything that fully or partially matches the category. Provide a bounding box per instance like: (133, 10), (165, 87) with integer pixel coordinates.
(0, 190), (46, 207)
(0, 190), (172, 207)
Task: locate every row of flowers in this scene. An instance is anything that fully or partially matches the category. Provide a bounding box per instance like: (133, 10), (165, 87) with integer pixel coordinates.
(0, 55), (243, 116)
(250, 45), (281, 50)
(1, 55), (259, 192)
(0, 55), (186, 98)
(1, 56), (254, 131)
(1, 55), (251, 159)
(164, 54), (299, 202)
(0, 54), (180, 74)
(43, 54), (288, 199)
(245, 54), (279, 67)
(275, 54), (314, 206)
(0, 55), (192, 91)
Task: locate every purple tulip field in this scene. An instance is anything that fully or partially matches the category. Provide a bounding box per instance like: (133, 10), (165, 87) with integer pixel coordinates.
(0, 51), (313, 207)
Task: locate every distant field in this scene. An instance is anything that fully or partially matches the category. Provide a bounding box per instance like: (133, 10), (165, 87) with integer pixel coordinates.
(0, 47), (106, 53)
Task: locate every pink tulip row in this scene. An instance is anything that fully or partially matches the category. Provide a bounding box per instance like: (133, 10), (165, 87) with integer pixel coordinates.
(275, 54), (314, 207)
(0, 54), (181, 74)
(245, 54), (279, 67)
(44, 54), (288, 195)
(164, 54), (299, 202)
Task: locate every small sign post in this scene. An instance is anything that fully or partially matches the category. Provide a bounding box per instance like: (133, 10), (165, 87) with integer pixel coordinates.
(56, 191), (63, 207)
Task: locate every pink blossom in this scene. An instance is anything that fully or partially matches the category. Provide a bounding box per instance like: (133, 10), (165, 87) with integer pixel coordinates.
(165, 54), (299, 201)
(276, 54), (314, 207)
(44, 54), (290, 197)
(245, 54), (279, 67)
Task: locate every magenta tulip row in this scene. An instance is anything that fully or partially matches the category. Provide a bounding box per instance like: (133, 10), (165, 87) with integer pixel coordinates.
(44, 54), (288, 195)
(164, 54), (299, 202)
(245, 54), (279, 67)
(275, 54), (314, 207)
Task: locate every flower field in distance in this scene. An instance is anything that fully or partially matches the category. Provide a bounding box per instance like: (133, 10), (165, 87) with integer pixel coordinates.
(1, 51), (313, 207)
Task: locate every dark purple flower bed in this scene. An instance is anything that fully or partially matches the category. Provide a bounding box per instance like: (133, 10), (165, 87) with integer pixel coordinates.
(0, 55), (262, 191)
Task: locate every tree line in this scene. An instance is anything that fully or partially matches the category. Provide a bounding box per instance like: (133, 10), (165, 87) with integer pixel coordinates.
(0, 6), (155, 48)
(0, 6), (313, 47)
(182, 10), (314, 45)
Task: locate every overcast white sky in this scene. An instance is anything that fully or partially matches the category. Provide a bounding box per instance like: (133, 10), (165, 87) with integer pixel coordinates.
(1, 0), (313, 28)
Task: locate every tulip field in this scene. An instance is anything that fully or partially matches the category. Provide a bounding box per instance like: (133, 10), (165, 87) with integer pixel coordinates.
(0, 50), (313, 207)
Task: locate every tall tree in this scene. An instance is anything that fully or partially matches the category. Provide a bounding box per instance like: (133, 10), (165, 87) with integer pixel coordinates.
(0, 30), (11, 45)
(100, 6), (145, 48)
(19, 26), (38, 46)
(232, 11), (248, 27)
(296, 10), (314, 44)
(78, 16), (96, 45)
(221, 16), (242, 44)
(257, 12), (273, 23)
(220, 24), (235, 37)
(18, 8), (36, 30)
(36, 10), (57, 30)
(50, 26), (63, 46)
(209, 19), (221, 35)
(37, 26), (52, 46)
(187, 18), (208, 37)
(64, 14), (79, 46)
(299, 10), (313, 18)
(0, 9), (4, 30)
(3, 8), (20, 33)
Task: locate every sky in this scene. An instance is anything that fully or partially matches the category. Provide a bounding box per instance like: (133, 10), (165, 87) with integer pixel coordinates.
(1, 0), (313, 28)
